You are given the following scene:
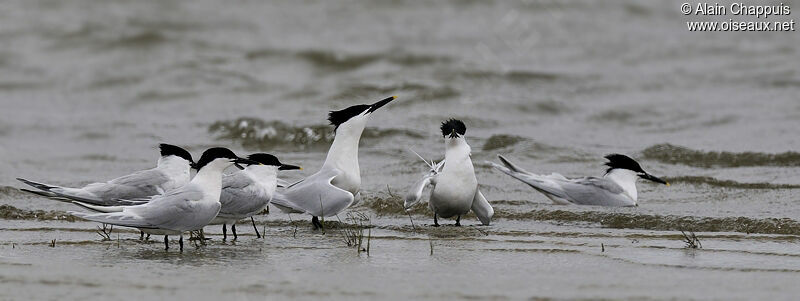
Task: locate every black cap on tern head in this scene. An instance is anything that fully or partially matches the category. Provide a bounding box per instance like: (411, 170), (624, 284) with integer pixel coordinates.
(159, 143), (194, 164)
(192, 147), (240, 170)
(247, 153), (302, 170)
(327, 96), (396, 130)
(247, 153), (281, 166)
(440, 119), (466, 138)
(604, 154), (644, 173)
(604, 154), (669, 185)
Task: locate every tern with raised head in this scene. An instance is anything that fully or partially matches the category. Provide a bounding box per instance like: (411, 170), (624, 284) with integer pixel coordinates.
(17, 143), (194, 206)
(404, 119), (494, 226)
(69, 147), (255, 251)
(210, 153), (301, 240)
(270, 96), (396, 229)
(488, 154), (669, 207)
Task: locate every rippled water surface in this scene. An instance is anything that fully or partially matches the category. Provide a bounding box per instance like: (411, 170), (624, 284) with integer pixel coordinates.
(1, 0), (799, 299)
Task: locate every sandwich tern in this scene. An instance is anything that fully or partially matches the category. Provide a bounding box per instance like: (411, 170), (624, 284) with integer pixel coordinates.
(271, 96), (396, 229)
(210, 153), (301, 240)
(404, 119), (494, 226)
(17, 143), (194, 206)
(488, 154), (668, 207)
(69, 147), (254, 251)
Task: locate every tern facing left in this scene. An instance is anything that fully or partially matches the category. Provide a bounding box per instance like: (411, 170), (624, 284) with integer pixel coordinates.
(404, 119), (494, 226)
(69, 147), (255, 251)
(488, 154), (668, 207)
(271, 96), (396, 229)
(210, 153), (301, 240)
(17, 143), (194, 206)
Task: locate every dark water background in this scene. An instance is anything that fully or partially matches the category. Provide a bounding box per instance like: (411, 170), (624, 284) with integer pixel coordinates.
(1, 0), (799, 299)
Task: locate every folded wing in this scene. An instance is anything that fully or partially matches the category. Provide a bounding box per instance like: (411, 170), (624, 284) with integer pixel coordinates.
(272, 168), (353, 217)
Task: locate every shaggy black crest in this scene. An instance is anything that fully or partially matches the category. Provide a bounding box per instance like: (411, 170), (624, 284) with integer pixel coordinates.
(604, 154), (644, 173)
(440, 119), (466, 138)
(192, 147), (238, 170)
(327, 96), (396, 130)
(247, 153), (281, 166)
(159, 144), (194, 163)
(328, 104), (370, 130)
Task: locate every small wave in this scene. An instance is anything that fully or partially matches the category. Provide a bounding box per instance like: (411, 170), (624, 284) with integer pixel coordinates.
(332, 82), (459, 103)
(76, 132), (111, 140)
(500, 209), (800, 235)
(101, 30), (168, 49)
(458, 70), (562, 83)
(0, 81), (45, 91)
(245, 48), (451, 72)
(86, 75), (143, 90)
(642, 143), (800, 167)
(0, 204), (77, 222)
(622, 3), (652, 16)
(482, 134), (526, 151)
(769, 79), (800, 88)
(208, 118), (424, 150)
(0, 186), (48, 200)
(666, 176), (800, 189)
(80, 154), (118, 161)
(136, 90), (199, 101)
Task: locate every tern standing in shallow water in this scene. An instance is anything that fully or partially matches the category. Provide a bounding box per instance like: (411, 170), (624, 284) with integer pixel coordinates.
(210, 153), (301, 240)
(69, 147), (255, 251)
(488, 154), (669, 207)
(271, 96), (396, 229)
(404, 119), (494, 226)
(17, 144), (194, 206)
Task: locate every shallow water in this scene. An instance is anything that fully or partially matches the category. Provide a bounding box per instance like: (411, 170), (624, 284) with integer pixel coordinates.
(1, 0), (799, 299)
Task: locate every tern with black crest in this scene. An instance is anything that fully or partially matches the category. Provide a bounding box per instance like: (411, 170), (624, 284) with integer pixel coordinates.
(488, 154), (669, 207)
(209, 153), (301, 240)
(69, 147), (255, 251)
(404, 119), (494, 226)
(271, 96), (396, 229)
(17, 143), (194, 206)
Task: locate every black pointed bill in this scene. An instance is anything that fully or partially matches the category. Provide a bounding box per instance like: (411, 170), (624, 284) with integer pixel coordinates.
(640, 173), (669, 186)
(448, 128), (459, 139)
(279, 164), (302, 171)
(366, 96), (396, 114)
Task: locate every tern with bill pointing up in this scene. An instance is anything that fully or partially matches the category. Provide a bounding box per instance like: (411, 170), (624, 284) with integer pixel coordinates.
(405, 119), (494, 226)
(271, 96), (396, 229)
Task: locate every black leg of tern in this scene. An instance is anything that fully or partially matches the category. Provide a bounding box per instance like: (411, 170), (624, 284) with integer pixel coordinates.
(222, 224), (227, 241)
(455, 215), (461, 227)
(251, 217), (261, 239)
(140, 231), (144, 240)
(433, 214), (440, 227)
(312, 216), (322, 230)
(232, 224), (238, 240)
(164, 235), (169, 250)
(179, 235), (183, 252)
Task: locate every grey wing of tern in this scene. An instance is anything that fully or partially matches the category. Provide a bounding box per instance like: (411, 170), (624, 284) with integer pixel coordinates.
(404, 149), (445, 209)
(470, 189), (493, 225)
(70, 185), (209, 231)
(217, 173), (269, 218)
(404, 175), (434, 209)
(17, 168), (168, 206)
(489, 155), (635, 207)
(273, 167), (353, 217)
(557, 177), (635, 207)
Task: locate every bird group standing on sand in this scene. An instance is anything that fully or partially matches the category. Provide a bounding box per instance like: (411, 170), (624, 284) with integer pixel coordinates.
(17, 96), (669, 251)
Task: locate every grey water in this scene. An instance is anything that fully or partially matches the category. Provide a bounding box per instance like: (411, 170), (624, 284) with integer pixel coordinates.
(1, 0), (799, 299)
